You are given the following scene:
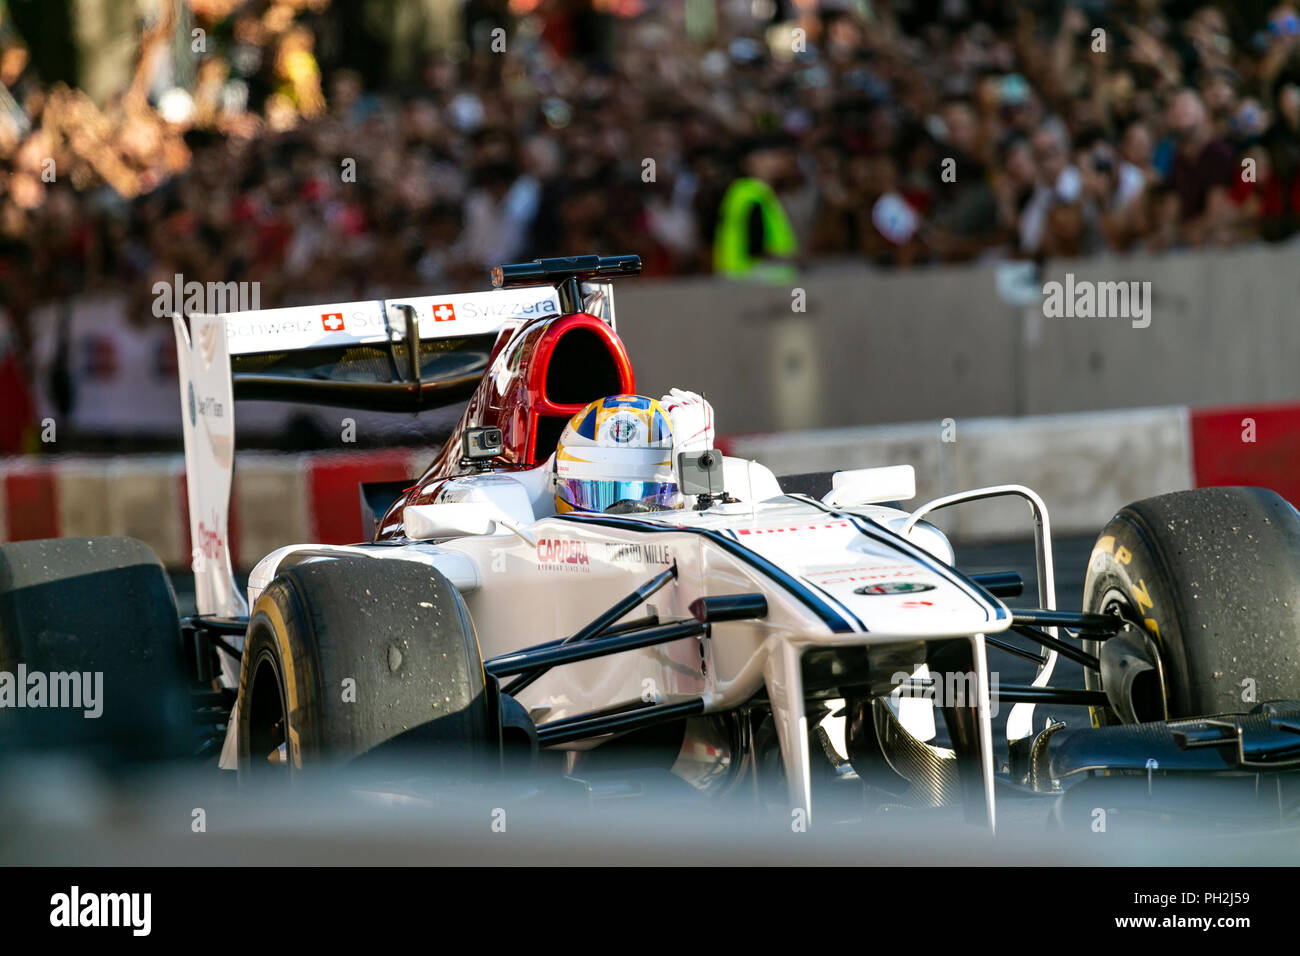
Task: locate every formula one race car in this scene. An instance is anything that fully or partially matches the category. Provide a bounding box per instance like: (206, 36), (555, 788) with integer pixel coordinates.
(4, 253), (1300, 831)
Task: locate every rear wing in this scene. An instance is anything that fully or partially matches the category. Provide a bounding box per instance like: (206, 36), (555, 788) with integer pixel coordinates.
(172, 267), (628, 617)
(224, 287), (561, 411)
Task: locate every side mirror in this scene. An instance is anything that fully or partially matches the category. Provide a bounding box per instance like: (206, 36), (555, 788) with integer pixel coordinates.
(404, 502), (504, 540)
(823, 465), (916, 508)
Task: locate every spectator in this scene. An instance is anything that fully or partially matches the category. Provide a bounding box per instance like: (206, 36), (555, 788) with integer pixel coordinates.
(1019, 119), (1081, 257)
(712, 138), (798, 282)
(1166, 88), (1236, 245)
(992, 134), (1038, 257)
(1078, 135), (1147, 252)
(926, 99), (1001, 262)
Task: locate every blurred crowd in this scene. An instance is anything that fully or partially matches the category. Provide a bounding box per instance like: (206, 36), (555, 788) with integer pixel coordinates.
(3, 0), (1300, 449)
(4, 2), (1300, 301)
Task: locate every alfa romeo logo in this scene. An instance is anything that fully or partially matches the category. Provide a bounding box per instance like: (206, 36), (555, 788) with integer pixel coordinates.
(609, 415), (638, 443)
(854, 581), (936, 596)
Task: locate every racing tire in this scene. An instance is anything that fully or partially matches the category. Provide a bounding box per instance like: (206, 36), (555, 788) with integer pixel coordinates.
(1083, 487), (1300, 723)
(237, 555), (490, 780)
(0, 536), (191, 763)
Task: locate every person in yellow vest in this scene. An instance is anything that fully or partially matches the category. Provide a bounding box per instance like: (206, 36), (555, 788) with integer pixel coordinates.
(712, 138), (799, 282)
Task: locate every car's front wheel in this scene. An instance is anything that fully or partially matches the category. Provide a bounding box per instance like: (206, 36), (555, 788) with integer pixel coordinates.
(1083, 486), (1300, 723)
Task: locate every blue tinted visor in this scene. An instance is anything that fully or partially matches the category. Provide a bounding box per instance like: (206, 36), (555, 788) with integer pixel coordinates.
(557, 479), (681, 513)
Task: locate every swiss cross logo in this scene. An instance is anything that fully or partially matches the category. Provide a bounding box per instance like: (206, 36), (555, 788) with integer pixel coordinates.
(321, 312), (345, 331)
(431, 303), (456, 322)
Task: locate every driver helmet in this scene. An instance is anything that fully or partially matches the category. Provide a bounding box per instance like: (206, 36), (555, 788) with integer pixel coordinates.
(553, 395), (682, 514)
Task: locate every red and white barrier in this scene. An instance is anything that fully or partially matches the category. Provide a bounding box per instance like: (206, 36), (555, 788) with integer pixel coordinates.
(0, 448), (428, 568)
(1, 401), (1297, 563)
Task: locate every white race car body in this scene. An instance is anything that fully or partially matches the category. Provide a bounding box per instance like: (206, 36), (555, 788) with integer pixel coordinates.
(244, 463), (1011, 824)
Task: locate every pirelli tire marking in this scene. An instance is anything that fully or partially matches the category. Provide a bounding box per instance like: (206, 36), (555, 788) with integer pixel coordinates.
(1089, 534), (1163, 648)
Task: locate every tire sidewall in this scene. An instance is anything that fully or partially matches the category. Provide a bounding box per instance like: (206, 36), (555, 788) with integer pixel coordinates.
(236, 602), (305, 776)
(236, 558), (488, 778)
(1083, 514), (1195, 719)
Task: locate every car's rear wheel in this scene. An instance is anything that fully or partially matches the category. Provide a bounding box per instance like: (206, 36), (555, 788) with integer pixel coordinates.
(0, 536), (191, 763)
(1083, 487), (1300, 723)
(236, 556), (491, 781)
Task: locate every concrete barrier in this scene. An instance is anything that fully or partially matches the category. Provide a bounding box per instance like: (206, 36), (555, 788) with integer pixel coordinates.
(726, 405), (1195, 539)
(619, 246), (1300, 435)
(617, 262), (1019, 435)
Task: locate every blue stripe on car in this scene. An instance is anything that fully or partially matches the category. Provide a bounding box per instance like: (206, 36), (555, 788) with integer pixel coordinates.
(554, 513), (858, 634)
(721, 528), (867, 632)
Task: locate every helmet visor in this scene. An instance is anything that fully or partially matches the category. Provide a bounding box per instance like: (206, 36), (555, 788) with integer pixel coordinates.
(557, 478), (681, 513)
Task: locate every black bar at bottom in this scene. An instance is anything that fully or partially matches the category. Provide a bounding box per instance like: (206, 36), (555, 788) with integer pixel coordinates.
(995, 684), (1109, 707)
(968, 571), (1024, 598)
(183, 615), (249, 635)
(536, 698), (705, 746)
(1011, 609), (1122, 635)
(689, 592), (768, 622)
(487, 620), (704, 677)
(1011, 624), (1101, 672)
(532, 699), (655, 734)
(985, 634), (1047, 665)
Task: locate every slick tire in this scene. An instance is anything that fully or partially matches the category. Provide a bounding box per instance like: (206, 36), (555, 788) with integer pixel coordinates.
(0, 536), (190, 763)
(1083, 487), (1300, 722)
(237, 556), (490, 780)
